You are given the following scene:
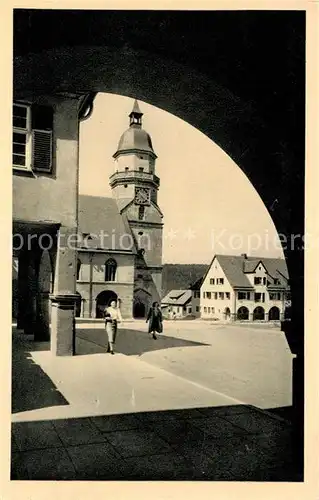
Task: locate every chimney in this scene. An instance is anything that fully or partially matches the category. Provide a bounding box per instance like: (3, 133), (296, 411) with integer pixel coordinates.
(241, 253), (248, 259)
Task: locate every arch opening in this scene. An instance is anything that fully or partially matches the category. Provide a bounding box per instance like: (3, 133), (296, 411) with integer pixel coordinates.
(133, 302), (146, 319)
(95, 290), (118, 318)
(237, 306), (249, 321)
(269, 306), (280, 321)
(253, 306), (265, 321)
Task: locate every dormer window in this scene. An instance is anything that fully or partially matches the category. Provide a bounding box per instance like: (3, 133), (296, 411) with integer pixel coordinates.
(13, 102), (53, 173)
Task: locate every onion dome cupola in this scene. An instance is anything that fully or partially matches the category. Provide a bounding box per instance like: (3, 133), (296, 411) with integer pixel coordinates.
(113, 100), (157, 159)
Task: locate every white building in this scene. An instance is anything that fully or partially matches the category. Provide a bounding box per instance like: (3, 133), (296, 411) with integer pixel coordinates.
(200, 254), (290, 321)
(161, 290), (193, 319)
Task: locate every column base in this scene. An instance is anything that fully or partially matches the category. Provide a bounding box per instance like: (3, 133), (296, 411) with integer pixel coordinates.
(50, 294), (78, 356)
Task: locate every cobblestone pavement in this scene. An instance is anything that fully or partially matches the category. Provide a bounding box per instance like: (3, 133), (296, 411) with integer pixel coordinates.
(11, 324), (301, 481)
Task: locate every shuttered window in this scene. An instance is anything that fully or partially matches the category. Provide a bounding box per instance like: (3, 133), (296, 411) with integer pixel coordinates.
(13, 102), (53, 173)
(32, 130), (52, 172)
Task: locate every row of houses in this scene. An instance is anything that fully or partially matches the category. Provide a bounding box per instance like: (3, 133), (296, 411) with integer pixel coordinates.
(161, 254), (291, 322)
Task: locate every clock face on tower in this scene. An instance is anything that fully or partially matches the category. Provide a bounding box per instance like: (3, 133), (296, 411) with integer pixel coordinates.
(134, 187), (150, 205)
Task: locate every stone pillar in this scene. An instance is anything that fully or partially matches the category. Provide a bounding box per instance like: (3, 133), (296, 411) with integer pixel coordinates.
(35, 291), (50, 341)
(249, 312), (254, 321)
(49, 98), (80, 356)
(34, 248), (53, 341)
(264, 312), (269, 322)
(17, 249), (29, 329)
(23, 251), (39, 336)
(50, 226), (78, 356)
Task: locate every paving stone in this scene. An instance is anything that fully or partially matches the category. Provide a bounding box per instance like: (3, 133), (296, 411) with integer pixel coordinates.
(205, 434), (290, 481)
(104, 429), (173, 458)
(66, 442), (125, 480)
(91, 413), (141, 432)
(197, 404), (252, 417)
(167, 408), (207, 420)
(136, 411), (184, 425)
(170, 440), (233, 480)
(247, 430), (294, 467)
(136, 408), (205, 425)
(220, 411), (289, 436)
(11, 433), (19, 453)
(20, 448), (77, 480)
(191, 415), (250, 438)
(261, 463), (303, 482)
(152, 419), (208, 446)
(12, 421), (62, 451)
(52, 417), (107, 447)
(124, 452), (192, 480)
(11, 452), (29, 480)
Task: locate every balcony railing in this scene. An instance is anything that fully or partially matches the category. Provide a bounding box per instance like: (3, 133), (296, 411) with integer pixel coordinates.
(110, 170), (160, 186)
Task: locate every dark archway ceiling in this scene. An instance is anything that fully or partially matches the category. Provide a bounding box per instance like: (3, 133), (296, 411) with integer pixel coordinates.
(13, 9), (305, 245)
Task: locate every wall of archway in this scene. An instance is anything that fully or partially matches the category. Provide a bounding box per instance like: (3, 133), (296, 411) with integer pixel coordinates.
(13, 12), (305, 474)
(14, 43), (303, 251)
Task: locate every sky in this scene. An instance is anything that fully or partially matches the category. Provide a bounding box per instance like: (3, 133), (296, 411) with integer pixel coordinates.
(79, 93), (284, 264)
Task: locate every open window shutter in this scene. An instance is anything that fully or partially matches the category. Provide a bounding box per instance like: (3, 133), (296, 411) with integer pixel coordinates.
(32, 129), (52, 172)
(31, 104), (53, 173)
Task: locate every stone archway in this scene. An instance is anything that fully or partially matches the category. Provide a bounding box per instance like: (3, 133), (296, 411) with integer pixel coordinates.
(95, 290), (118, 318)
(253, 306), (265, 321)
(13, 12), (305, 478)
(14, 36), (303, 327)
(269, 306), (280, 321)
(237, 306), (249, 320)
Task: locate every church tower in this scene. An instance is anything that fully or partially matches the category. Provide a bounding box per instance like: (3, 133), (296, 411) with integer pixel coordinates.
(110, 100), (163, 317)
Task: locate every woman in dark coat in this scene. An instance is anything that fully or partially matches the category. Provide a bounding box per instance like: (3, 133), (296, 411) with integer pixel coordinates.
(146, 302), (163, 340)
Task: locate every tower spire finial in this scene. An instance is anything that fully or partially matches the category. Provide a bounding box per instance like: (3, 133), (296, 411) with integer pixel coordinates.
(129, 99), (143, 126)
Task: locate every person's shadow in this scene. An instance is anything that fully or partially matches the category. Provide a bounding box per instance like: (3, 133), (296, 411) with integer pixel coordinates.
(76, 325), (209, 356)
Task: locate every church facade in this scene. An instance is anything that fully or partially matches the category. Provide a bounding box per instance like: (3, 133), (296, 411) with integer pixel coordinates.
(76, 101), (164, 319)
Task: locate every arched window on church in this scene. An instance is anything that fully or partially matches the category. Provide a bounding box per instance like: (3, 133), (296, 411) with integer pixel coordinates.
(105, 258), (117, 282)
(77, 259), (81, 281)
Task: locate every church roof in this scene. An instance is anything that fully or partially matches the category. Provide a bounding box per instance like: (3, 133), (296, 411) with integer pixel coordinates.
(78, 195), (136, 253)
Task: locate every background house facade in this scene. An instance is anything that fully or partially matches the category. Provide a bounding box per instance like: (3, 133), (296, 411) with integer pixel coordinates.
(200, 254), (290, 321)
(161, 290), (193, 319)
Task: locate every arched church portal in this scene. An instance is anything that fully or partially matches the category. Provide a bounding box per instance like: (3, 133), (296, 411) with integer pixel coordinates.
(95, 290), (118, 318)
(133, 301), (146, 319)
